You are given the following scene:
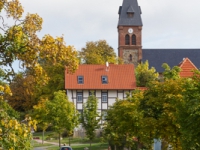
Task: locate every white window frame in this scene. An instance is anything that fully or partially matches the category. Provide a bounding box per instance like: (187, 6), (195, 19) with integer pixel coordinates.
(77, 92), (83, 102)
(78, 76), (84, 84)
(102, 76), (108, 84)
(102, 92), (108, 103)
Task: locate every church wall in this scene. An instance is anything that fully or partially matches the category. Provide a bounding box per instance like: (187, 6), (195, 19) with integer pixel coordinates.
(118, 25), (142, 67)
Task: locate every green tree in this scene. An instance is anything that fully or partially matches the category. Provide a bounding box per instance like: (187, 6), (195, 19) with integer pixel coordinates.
(135, 60), (158, 87)
(2, 0), (79, 112)
(0, 68), (7, 85)
(7, 38), (79, 112)
(7, 73), (37, 112)
(0, 0), (43, 82)
(80, 94), (100, 147)
(176, 71), (200, 149)
(0, 0), (79, 149)
(162, 63), (181, 80)
(104, 90), (146, 150)
(1, 0), (79, 88)
(141, 79), (184, 150)
(80, 40), (121, 64)
(45, 91), (79, 147)
(32, 98), (49, 144)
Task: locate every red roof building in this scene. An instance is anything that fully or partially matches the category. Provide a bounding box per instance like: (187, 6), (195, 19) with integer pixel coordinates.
(65, 64), (137, 114)
(179, 58), (198, 78)
(65, 64), (136, 90)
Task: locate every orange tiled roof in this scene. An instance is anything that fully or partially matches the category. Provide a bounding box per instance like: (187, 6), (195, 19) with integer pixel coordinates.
(65, 64), (136, 90)
(179, 58), (198, 78)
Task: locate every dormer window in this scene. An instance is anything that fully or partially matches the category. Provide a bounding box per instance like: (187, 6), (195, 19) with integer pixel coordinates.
(102, 76), (108, 84)
(77, 76), (84, 84)
(127, 12), (134, 18)
(127, 6), (135, 18)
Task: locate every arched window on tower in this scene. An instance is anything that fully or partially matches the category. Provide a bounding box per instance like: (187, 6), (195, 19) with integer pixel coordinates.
(129, 54), (132, 61)
(132, 34), (136, 45)
(125, 34), (130, 45)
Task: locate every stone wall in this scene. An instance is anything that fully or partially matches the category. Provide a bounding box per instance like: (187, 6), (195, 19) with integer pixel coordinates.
(123, 49), (139, 67)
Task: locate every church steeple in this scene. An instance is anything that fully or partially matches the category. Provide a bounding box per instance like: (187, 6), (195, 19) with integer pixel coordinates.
(118, 0), (142, 26)
(118, 0), (143, 67)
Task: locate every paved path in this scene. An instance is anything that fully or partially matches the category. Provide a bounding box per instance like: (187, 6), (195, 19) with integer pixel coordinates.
(33, 139), (89, 150)
(33, 139), (59, 150)
(35, 139), (59, 146)
(34, 145), (55, 150)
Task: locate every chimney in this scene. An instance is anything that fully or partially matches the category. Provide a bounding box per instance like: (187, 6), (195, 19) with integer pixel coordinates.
(106, 62), (109, 71)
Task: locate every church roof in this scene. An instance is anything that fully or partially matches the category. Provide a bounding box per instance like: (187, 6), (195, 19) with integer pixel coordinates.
(142, 49), (200, 72)
(118, 0), (143, 26)
(127, 6), (135, 13)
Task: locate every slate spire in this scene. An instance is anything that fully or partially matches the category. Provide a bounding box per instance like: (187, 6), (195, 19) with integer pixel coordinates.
(118, 0), (143, 26)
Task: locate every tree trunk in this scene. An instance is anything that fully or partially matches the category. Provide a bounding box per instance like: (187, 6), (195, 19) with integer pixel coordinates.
(90, 139), (92, 149)
(161, 140), (168, 150)
(68, 136), (71, 146)
(137, 139), (140, 150)
(42, 130), (44, 144)
(59, 133), (61, 147)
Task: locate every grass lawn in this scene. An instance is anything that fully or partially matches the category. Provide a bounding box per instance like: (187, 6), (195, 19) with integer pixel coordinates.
(32, 140), (53, 147)
(46, 143), (108, 150)
(33, 131), (53, 140)
(33, 132), (108, 150)
(49, 137), (104, 145)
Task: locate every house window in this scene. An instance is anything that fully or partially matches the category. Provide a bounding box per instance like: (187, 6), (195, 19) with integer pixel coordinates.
(77, 76), (84, 84)
(132, 34), (136, 45)
(102, 92), (108, 103)
(77, 92), (83, 102)
(125, 34), (130, 45)
(89, 91), (96, 96)
(102, 76), (108, 84)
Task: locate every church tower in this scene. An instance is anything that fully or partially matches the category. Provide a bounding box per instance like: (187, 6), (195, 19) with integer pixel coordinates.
(118, 0), (143, 67)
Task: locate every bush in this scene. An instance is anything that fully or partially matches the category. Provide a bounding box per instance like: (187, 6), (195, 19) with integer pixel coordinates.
(46, 133), (56, 140)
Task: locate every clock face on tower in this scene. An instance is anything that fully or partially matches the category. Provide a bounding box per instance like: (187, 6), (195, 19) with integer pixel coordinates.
(128, 28), (133, 34)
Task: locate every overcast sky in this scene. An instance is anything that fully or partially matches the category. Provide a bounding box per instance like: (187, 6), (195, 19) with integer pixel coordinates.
(19, 0), (200, 54)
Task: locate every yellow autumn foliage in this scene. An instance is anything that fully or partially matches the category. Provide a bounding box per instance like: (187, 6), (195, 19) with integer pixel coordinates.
(6, 0), (24, 19)
(0, 109), (33, 149)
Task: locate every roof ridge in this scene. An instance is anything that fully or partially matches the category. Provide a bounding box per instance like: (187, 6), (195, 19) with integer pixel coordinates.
(179, 57), (198, 70)
(178, 58), (187, 67)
